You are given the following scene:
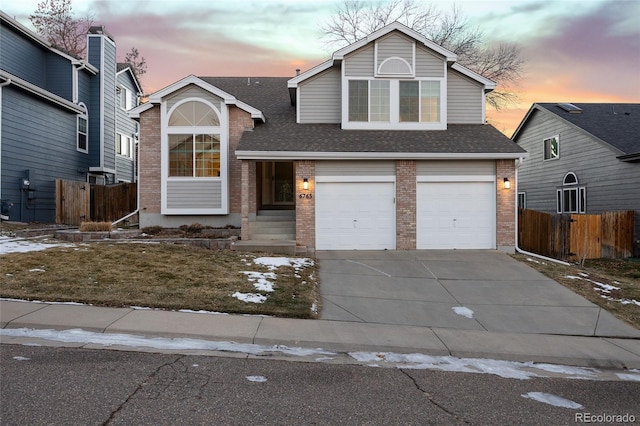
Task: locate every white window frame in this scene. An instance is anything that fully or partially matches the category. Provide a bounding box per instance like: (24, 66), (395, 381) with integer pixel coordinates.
(116, 133), (132, 158)
(117, 85), (132, 110)
(543, 135), (559, 161)
(77, 102), (88, 153)
(556, 172), (586, 214)
(517, 192), (526, 210)
(160, 97), (229, 215)
(342, 77), (445, 130)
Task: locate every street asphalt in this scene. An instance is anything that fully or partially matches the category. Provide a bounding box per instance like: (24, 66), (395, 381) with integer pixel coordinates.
(1, 250), (639, 368)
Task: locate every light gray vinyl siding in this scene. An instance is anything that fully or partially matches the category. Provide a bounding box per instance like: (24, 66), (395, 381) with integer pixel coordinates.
(298, 68), (341, 123)
(344, 44), (374, 77)
(0, 23), (47, 86)
(417, 160), (495, 176)
(447, 69), (483, 124)
(316, 161), (395, 177)
(166, 180), (222, 209)
(1, 86), (90, 223)
(415, 45), (445, 78)
(102, 38), (117, 172)
(376, 33), (414, 70)
(516, 109), (640, 215)
(115, 71), (139, 181)
(166, 85), (224, 111)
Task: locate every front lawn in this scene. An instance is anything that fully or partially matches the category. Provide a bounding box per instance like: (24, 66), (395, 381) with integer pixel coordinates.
(0, 241), (319, 318)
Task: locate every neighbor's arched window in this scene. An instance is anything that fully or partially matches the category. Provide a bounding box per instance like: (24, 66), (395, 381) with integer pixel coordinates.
(557, 172), (586, 214)
(167, 100), (221, 177)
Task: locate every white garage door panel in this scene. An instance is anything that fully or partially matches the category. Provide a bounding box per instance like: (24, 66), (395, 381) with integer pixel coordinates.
(417, 181), (494, 249)
(316, 182), (395, 250)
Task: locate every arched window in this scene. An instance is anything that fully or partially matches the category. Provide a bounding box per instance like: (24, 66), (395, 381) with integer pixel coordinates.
(167, 100), (221, 177)
(77, 103), (88, 153)
(169, 100), (219, 126)
(378, 57), (412, 75)
(557, 172), (586, 214)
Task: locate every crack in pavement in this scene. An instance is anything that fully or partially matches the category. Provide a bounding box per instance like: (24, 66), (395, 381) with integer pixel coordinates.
(400, 369), (471, 425)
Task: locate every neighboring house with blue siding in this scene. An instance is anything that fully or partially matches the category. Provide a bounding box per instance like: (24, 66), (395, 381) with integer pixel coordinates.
(131, 22), (527, 253)
(0, 12), (141, 222)
(512, 103), (640, 256)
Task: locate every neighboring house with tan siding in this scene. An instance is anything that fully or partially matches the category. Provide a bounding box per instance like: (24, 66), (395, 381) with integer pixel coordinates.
(130, 22), (526, 253)
(512, 102), (640, 256)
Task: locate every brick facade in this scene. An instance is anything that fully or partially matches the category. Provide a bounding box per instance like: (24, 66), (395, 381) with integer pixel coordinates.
(138, 105), (161, 215)
(228, 107), (254, 214)
(496, 159), (516, 249)
(295, 160), (315, 249)
(396, 160), (417, 250)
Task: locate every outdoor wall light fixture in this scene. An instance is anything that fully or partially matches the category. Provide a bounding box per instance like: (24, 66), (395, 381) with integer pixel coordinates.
(503, 177), (511, 189)
(299, 178), (313, 199)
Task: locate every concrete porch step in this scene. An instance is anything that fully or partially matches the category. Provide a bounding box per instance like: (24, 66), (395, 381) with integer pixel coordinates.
(256, 210), (295, 221)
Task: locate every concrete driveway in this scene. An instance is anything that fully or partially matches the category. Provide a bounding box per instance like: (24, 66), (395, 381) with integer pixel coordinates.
(318, 250), (640, 338)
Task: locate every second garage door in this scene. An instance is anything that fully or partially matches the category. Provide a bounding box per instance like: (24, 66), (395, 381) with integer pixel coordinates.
(417, 181), (495, 249)
(316, 181), (396, 250)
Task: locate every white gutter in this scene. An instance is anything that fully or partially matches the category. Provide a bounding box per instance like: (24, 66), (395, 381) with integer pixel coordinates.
(513, 156), (570, 265)
(237, 151), (528, 161)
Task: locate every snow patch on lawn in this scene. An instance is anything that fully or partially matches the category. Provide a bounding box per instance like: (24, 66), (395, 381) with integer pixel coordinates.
(234, 257), (314, 304)
(0, 236), (75, 254)
(564, 275), (639, 306)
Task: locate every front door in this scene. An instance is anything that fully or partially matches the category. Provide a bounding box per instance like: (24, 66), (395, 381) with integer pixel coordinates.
(262, 162), (294, 206)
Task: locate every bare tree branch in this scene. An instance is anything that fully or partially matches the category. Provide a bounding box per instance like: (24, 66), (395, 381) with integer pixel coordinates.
(30, 0), (93, 58)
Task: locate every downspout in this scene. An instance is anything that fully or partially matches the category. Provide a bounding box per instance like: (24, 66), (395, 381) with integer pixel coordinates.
(0, 78), (11, 218)
(514, 156), (570, 266)
(112, 130), (140, 227)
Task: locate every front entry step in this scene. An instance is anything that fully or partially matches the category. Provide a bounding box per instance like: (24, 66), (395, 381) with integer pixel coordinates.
(250, 210), (295, 240)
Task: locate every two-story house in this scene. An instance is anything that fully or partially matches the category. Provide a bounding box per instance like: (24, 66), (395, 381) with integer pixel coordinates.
(130, 22), (526, 252)
(512, 102), (640, 256)
(0, 12), (141, 223)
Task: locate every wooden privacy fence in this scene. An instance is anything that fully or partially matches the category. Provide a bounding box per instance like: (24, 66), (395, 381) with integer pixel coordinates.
(518, 209), (634, 260)
(56, 180), (137, 225)
(90, 183), (137, 223)
(56, 179), (90, 225)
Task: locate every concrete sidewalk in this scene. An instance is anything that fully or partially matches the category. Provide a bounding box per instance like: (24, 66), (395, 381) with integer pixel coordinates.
(2, 300), (640, 369)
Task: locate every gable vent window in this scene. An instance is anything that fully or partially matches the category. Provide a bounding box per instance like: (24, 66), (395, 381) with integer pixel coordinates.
(378, 57), (412, 75)
(556, 172), (586, 214)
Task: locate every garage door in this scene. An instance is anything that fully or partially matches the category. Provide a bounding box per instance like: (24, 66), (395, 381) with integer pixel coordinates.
(316, 182), (395, 250)
(417, 181), (495, 249)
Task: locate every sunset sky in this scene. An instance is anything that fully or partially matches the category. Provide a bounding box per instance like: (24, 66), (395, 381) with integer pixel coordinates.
(4, 0), (639, 136)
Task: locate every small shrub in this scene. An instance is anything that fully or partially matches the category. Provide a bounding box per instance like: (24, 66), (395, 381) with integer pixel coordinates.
(80, 221), (112, 232)
(141, 226), (163, 235)
(180, 223), (204, 234)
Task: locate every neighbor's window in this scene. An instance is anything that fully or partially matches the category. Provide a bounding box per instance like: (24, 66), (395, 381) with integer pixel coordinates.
(556, 172), (586, 214)
(518, 192), (526, 210)
(116, 133), (132, 158)
(544, 135), (559, 160)
(77, 105), (88, 153)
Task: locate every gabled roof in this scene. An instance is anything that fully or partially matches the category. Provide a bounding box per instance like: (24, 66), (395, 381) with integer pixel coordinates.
(195, 77), (525, 160)
(129, 75), (265, 121)
(513, 103), (640, 160)
(289, 21), (460, 89)
(116, 63), (143, 95)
